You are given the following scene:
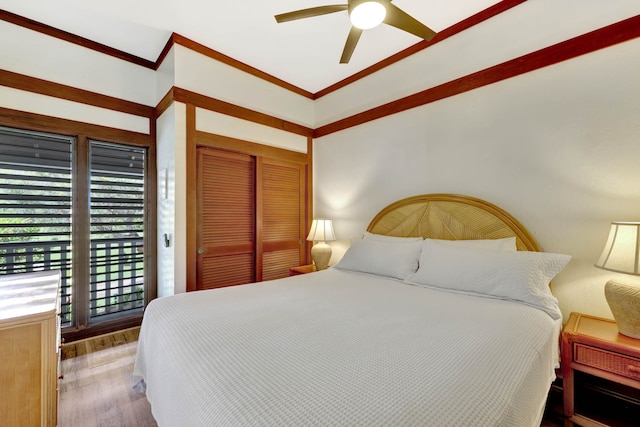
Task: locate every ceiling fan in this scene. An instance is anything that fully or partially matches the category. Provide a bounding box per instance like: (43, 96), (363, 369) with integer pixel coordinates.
(275, 0), (436, 64)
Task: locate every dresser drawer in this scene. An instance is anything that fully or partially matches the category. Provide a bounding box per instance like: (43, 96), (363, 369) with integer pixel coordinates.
(575, 343), (640, 381)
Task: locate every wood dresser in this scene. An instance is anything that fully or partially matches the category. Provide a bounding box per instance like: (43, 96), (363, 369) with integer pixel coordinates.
(0, 271), (61, 427)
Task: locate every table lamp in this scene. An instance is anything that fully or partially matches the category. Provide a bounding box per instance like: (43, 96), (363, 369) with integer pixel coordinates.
(595, 221), (640, 338)
(306, 218), (336, 270)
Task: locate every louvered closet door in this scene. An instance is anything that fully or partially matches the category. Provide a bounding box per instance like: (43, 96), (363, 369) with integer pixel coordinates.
(259, 157), (306, 281)
(196, 148), (255, 290)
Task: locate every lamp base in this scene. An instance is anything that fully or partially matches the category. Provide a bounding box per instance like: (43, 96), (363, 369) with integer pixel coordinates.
(605, 280), (640, 339)
(311, 241), (332, 271)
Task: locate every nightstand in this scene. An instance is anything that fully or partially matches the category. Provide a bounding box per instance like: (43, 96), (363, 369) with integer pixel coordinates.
(289, 264), (316, 276)
(562, 312), (640, 426)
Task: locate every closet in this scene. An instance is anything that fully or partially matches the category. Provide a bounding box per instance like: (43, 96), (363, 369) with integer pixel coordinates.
(195, 142), (308, 290)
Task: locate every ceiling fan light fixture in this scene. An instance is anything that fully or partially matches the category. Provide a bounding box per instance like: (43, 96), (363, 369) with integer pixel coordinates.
(350, 1), (386, 30)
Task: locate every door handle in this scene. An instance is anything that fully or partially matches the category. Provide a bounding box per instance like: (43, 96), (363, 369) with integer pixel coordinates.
(197, 248), (205, 255)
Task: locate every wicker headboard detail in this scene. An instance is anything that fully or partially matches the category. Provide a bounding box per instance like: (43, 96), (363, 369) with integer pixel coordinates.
(367, 194), (540, 252)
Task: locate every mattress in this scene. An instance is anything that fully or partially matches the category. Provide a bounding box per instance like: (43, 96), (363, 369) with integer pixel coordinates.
(133, 268), (561, 426)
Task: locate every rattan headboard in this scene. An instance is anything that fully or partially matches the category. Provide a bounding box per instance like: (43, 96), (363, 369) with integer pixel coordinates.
(367, 194), (540, 252)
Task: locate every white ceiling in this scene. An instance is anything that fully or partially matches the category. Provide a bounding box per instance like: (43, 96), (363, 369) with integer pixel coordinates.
(0, 0), (501, 93)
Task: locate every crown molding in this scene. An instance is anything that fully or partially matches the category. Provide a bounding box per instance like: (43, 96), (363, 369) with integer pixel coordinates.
(0, 9), (155, 69)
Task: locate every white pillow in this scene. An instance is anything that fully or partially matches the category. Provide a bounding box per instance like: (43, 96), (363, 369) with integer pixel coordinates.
(405, 242), (570, 319)
(363, 231), (423, 242)
(425, 237), (517, 251)
(334, 238), (424, 280)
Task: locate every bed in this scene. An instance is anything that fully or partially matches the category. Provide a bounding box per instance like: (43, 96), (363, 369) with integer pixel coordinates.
(133, 194), (570, 426)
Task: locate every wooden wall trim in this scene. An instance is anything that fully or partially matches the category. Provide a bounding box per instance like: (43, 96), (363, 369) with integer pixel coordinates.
(313, 0), (526, 99)
(185, 104), (197, 292)
(145, 120), (158, 303)
(171, 33), (314, 99)
(306, 136), (313, 265)
(314, 14), (640, 138)
(255, 157), (264, 282)
(72, 135), (90, 329)
(0, 69), (155, 118)
(156, 87), (175, 119)
(172, 87), (313, 137)
(195, 131), (308, 164)
(0, 9), (155, 70)
(0, 106), (151, 145)
(155, 33), (176, 71)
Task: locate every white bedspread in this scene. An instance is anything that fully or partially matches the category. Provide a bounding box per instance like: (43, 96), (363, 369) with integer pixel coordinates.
(133, 268), (560, 426)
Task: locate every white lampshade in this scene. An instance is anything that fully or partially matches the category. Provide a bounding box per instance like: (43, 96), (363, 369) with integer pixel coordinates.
(595, 222), (640, 275)
(350, 1), (387, 30)
(306, 219), (336, 242)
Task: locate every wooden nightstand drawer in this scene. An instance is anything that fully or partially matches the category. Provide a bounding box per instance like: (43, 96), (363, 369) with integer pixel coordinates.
(575, 343), (640, 381)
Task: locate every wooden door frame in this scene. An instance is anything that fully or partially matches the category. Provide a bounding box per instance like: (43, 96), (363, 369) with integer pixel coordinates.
(185, 119), (312, 291)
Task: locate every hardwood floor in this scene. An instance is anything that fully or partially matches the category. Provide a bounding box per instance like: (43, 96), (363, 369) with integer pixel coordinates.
(58, 328), (565, 426)
(58, 328), (157, 427)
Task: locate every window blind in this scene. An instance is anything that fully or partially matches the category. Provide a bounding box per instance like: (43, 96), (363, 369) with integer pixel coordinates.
(0, 127), (73, 324)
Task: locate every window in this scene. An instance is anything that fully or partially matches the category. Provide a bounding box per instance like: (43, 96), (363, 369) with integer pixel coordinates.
(0, 127), (73, 324)
(89, 141), (146, 322)
(0, 127), (148, 330)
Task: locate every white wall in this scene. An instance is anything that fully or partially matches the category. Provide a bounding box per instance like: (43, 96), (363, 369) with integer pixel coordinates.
(196, 108), (308, 153)
(313, 37), (640, 321)
(0, 19), (155, 133)
(0, 86), (148, 133)
(156, 102), (188, 297)
(156, 46), (176, 105)
(174, 45), (315, 128)
(314, 0), (640, 126)
(0, 19), (157, 106)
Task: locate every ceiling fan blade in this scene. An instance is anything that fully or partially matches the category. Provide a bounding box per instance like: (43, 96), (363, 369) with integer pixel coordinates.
(275, 5), (348, 23)
(340, 26), (363, 64)
(383, 3), (436, 40)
